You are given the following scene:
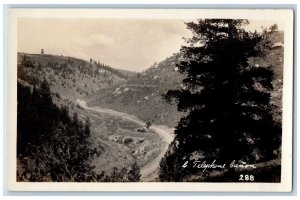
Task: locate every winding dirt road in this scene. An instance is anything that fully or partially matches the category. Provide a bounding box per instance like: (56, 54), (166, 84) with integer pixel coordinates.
(76, 99), (174, 181)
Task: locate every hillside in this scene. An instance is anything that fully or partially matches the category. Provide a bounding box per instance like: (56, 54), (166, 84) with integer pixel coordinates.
(88, 31), (284, 128)
(114, 68), (137, 78)
(17, 52), (171, 180)
(248, 31), (284, 124)
(87, 54), (186, 127)
(17, 52), (129, 99)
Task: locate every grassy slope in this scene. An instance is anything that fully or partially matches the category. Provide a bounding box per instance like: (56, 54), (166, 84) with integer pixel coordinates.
(18, 52), (127, 100)
(88, 54), (186, 127)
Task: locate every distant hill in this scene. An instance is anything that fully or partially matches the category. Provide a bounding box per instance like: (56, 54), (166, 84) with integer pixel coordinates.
(88, 31), (284, 127)
(114, 68), (137, 78)
(17, 52), (130, 99)
(87, 54), (186, 127)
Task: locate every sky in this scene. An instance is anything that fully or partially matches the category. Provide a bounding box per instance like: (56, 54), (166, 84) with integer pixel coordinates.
(18, 19), (283, 72)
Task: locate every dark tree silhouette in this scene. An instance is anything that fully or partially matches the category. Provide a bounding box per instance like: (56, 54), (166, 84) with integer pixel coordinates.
(21, 55), (34, 68)
(84, 117), (91, 138)
(159, 19), (281, 181)
(128, 161), (141, 182)
(17, 81), (101, 182)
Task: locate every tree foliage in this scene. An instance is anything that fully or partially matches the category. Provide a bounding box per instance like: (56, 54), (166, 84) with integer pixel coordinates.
(159, 19), (281, 181)
(128, 161), (141, 181)
(17, 81), (100, 181)
(17, 80), (141, 182)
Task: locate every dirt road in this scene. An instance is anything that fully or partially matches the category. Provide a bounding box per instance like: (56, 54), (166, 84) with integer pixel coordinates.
(76, 99), (174, 181)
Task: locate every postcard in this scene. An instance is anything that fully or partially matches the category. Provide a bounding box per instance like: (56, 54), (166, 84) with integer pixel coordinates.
(6, 8), (294, 192)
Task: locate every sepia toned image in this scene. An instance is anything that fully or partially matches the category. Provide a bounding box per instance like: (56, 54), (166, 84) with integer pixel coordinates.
(6, 9), (293, 191)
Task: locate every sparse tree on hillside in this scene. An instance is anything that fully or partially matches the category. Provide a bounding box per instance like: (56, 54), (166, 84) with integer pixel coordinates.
(21, 55), (34, 68)
(269, 24), (278, 32)
(159, 19), (281, 181)
(128, 161), (141, 182)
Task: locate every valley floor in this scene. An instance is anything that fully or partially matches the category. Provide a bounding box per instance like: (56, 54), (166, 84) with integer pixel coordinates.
(76, 99), (175, 181)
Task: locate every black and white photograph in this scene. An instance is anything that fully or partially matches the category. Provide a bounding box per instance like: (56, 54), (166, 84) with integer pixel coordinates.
(6, 8), (293, 191)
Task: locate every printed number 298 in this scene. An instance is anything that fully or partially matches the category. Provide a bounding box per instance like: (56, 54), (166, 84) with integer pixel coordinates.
(239, 174), (255, 181)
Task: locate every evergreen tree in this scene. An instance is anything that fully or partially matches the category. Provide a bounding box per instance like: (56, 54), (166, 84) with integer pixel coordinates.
(159, 19), (281, 181)
(84, 117), (91, 138)
(21, 54), (32, 68)
(128, 161), (141, 182)
(60, 106), (70, 124)
(17, 81), (102, 182)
